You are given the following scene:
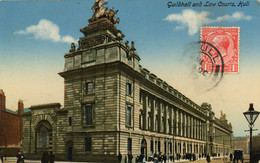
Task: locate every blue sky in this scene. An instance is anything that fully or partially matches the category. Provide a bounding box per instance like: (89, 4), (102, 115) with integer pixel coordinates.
(1, 0), (260, 136)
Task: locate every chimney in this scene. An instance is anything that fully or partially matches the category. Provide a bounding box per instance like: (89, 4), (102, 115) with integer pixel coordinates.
(0, 89), (6, 111)
(18, 99), (24, 144)
(18, 99), (24, 116)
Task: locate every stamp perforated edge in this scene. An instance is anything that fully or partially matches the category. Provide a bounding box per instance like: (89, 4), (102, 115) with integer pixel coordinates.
(200, 26), (240, 74)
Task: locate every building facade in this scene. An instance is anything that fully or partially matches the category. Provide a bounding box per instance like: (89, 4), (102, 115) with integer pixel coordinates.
(234, 135), (260, 161)
(22, 1), (233, 162)
(0, 89), (24, 156)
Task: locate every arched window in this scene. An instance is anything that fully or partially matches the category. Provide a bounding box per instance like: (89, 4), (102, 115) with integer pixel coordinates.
(41, 130), (47, 147)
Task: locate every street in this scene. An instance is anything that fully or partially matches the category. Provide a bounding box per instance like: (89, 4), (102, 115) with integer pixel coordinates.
(2, 155), (251, 163)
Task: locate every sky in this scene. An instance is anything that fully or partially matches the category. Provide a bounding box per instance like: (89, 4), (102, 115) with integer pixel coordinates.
(0, 0), (260, 137)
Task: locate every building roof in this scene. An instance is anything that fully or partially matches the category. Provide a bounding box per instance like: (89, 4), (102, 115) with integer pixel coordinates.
(4, 108), (31, 115)
(5, 108), (17, 114)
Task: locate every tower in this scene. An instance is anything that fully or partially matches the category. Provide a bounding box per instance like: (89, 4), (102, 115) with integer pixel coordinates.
(59, 1), (140, 161)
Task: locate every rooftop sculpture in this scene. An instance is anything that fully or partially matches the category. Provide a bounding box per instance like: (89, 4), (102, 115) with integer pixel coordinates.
(90, 0), (120, 24)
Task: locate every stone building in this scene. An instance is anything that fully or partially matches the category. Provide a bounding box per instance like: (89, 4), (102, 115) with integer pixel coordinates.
(234, 134), (260, 159)
(0, 89), (24, 156)
(22, 1), (233, 162)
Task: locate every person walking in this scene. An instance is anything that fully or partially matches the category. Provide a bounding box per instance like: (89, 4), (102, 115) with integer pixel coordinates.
(41, 152), (46, 163)
(118, 152), (122, 163)
(49, 151), (55, 163)
(16, 149), (25, 163)
(128, 152), (133, 163)
(206, 154), (211, 163)
(44, 151), (49, 163)
(0, 148), (4, 163)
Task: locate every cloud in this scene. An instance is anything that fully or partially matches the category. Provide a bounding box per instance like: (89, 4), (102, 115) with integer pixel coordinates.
(14, 19), (76, 43)
(216, 12), (252, 22)
(164, 10), (252, 35)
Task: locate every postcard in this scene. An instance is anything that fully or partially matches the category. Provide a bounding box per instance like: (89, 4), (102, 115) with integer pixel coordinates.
(0, 0), (259, 162)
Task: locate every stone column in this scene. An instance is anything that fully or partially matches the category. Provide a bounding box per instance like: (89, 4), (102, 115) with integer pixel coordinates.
(199, 120), (202, 140)
(194, 117), (196, 139)
(151, 98), (155, 132)
(169, 107), (173, 135)
(176, 109), (178, 136)
(187, 114), (190, 138)
(159, 102), (162, 133)
(164, 104), (168, 134)
(183, 112), (186, 137)
(179, 111), (182, 137)
(144, 95), (148, 130)
(173, 107), (177, 136)
(191, 116), (193, 139)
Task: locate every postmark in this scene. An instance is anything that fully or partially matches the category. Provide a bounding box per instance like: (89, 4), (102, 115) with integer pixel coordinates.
(200, 27), (240, 73)
(182, 40), (224, 91)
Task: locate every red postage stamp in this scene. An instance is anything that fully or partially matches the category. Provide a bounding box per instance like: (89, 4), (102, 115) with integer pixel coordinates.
(200, 27), (240, 73)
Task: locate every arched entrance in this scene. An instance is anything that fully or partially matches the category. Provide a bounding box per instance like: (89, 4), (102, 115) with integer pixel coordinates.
(35, 120), (52, 153)
(141, 139), (147, 157)
(66, 140), (73, 161)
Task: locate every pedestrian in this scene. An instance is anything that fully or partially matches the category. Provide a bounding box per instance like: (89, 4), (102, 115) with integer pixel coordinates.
(16, 149), (25, 163)
(128, 152), (133, 163)
(229, 153), (233, 161)
(45, 151), (50, 163)
(0, 148), (4, 163)
(118, 152), (122, 163)
(192, 153), (196, 161)
(49, 151), (55, 163)
(163, 153), (166, 163)
(41, 152), (46, 163)
(206, 154), (210, 163)
(153, 153), (158, 163)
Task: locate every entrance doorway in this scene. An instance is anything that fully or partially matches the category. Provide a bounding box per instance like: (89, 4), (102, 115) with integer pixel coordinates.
(141, 139), (147, 158)
(66, 140), (73, 161)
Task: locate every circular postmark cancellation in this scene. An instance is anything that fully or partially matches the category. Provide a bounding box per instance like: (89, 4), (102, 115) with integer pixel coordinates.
(199, 41), (224, 88)
(182, 27), (239, 91)
(182, 41), (224, 91)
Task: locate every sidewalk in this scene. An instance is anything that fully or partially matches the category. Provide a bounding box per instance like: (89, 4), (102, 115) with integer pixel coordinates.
(2, 157), (233, 163)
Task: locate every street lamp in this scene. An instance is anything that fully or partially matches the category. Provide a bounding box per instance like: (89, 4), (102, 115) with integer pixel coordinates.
(243, 103), (260, 163)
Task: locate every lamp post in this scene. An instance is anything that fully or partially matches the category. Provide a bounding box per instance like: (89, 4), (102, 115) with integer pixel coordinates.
(243, 103), (260, 163)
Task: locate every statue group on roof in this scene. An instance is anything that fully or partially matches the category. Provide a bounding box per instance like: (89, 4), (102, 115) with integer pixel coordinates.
(90, 0), (120, 24)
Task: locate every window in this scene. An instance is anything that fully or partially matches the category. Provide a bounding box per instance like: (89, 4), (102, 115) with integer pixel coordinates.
(158, 141), (161, 153)
(155, 141), (158, 153)
(170, 142), (172, 153)
(85, 104), (93, 125)
(69, 117), (72, 126)
(164, 142), (167, 153)
(126, 105), (132, 126)
(148, 116), (151, 130)
(86, 82), (93, 94)
(85, 137), (91, 153)
(150, 140), (154, 153)
(128, 138), (132, 153)
(139, 93), (142, 103)
(139, 114), (142, 129)
(126, 83), (132, 96)
(155, 118), (158, 132)
(41, 130), (47, 147)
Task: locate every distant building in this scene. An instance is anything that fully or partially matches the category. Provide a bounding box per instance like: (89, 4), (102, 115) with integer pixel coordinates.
(234, 134), (260, 160)
(0, 89), (24, 156)
(22, 1), (233, 162)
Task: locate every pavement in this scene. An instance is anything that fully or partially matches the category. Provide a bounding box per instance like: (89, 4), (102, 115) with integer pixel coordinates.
(1, 156), (253, 163)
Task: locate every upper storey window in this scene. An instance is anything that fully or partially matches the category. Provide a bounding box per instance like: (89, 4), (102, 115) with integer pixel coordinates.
(126, 82), (132, 96)
(86, 82), (94, 94)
